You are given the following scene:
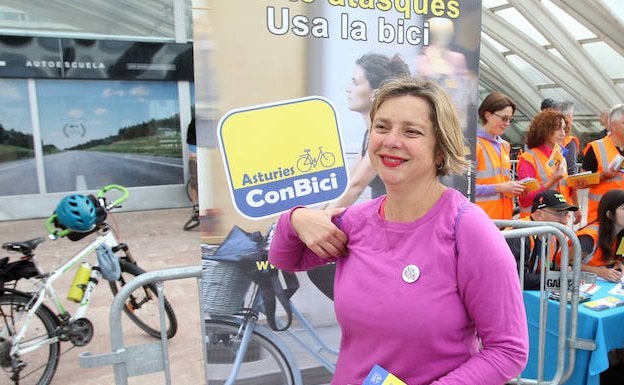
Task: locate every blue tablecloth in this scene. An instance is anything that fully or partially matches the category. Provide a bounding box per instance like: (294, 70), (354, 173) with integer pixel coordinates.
(523, 281), (624, 385)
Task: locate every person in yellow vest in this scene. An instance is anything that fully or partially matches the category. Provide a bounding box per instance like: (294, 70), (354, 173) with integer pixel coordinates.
(581, 104), (624, 225)
(475, 91), (525, 219)
(517, 109), (580, 223)
(506, 190), (578, 289)
(576, 189), (624, 282)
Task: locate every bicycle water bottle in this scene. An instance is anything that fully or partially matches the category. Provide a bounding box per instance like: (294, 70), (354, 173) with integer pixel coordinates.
(68, 262), (92, 302)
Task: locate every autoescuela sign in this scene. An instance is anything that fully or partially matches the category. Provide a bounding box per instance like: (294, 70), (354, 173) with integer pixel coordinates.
(218, 97), (348, 219)
(0, 35), (192, 80)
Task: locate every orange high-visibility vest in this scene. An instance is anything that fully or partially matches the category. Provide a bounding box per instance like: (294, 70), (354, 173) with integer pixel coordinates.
(475, 137), (514, 219)
(518, 147), (570, 216)
(575, 223), (616, 266)
(585, 136), (624, 224)
(563, 135), (580, 151)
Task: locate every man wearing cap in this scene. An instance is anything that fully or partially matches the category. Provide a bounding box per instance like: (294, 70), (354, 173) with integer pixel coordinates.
(506, 190), (578, 290)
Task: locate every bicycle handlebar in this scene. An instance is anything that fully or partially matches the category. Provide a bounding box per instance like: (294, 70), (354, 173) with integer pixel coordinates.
(97, 184), (129, 211)
(45, 184), (130, 239)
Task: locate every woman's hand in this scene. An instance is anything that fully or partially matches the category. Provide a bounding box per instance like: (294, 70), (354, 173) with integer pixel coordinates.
(572, 210), (581, 225)
(291, 207), (348, 259)
(497, 181), (525, 196)
(551, 164), (566, 183)
(597, 266), (623, 282)
(603, 168), (620, 180)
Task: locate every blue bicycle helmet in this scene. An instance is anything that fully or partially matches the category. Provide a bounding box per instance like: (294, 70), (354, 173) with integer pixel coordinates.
(55, 194), (97, 232)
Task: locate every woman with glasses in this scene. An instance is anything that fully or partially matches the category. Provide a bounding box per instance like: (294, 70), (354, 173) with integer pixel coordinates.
(475, 91), (525, 219)
(517, 109), (579, 221)
(576, 189), (624, 282)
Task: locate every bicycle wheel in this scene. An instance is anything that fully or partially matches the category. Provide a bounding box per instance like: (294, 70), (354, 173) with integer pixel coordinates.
(205, 319), (296, 385)
(109, 260), (178, 339)
(319, 152), (335, 168)
(0, 293), (60, 385)
(296, 156), (312, 173)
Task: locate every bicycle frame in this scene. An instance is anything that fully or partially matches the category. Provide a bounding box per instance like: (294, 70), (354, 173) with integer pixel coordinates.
(9, 184), (131, 357)
(283, 302), (338, 373)
(204, 224), (338, 384)
(10, 229), (119, 358)
(213, 289), (338, 385)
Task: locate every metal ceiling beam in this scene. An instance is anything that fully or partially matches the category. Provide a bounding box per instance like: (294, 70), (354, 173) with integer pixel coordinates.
(551, 0), (624, 57)
(509, 0), (623, 107)
(0, 1), (174, 38)
(478, 64), (535, 120)
(480, 39), (541, 117)
(481, 8), (606, 113)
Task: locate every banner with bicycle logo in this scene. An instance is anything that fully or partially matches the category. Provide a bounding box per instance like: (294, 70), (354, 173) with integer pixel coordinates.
(218, 96), (348, 219)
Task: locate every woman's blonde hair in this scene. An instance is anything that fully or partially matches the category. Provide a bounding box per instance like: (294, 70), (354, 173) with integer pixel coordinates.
(369, 76), (469, 176)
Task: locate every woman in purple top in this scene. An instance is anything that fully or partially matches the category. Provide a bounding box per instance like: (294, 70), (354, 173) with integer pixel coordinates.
(269, 77), (528, 385)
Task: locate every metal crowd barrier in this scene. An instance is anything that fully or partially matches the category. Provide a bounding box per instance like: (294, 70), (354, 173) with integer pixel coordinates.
(77, 220), (596, 385)
(79, 265), (204, 385)
(496, 219), (596, 385)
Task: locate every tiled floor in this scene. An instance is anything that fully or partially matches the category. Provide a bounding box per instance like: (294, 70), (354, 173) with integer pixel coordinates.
(1, 207), (206, 385)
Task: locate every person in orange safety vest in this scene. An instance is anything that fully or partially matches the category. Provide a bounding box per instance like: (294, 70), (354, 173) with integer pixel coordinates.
(581, 104), (624, 225)
(552, 101), (580, 176)
(576, 189), (624, 283)
(517, 109), (580, 223)
(475, 91), (525, 219)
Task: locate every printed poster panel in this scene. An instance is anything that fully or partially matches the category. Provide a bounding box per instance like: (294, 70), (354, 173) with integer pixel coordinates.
(193, 1), (482, 383)
(218, 97), (347, 219)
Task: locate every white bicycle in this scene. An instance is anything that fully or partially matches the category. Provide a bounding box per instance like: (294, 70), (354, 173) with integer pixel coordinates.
(0, 184), (178, 385)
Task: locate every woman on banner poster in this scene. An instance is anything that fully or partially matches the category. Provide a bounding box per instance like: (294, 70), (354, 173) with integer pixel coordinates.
(307, 52), (409, 300)
(338, 53), (410, 205)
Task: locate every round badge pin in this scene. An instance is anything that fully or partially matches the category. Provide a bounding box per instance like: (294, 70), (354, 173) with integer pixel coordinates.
(402, 264), (420, 283)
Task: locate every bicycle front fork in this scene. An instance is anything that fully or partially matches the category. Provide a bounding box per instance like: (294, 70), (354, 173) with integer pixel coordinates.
(224, 317), (259, 385)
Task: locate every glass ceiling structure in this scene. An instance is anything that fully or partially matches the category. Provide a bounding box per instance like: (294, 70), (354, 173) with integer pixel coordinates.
(0, 0), (622, 146)
(481, 0), (624, 146)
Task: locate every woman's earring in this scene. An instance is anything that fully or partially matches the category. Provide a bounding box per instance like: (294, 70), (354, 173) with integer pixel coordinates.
(436, 161), (444, 170)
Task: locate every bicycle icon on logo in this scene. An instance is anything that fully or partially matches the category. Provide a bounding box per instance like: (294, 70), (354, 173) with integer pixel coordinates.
(296, 146), (336, 172)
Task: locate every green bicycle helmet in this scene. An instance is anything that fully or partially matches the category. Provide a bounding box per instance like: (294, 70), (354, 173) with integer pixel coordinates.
(55, 194), (97, 232)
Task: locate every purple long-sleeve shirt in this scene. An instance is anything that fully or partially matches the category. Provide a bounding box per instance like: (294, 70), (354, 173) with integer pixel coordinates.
(269, 188), (528, 385)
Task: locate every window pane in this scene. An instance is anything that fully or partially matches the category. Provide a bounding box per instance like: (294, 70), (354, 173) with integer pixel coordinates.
(0, 0), (193, 40)
(0, 79), (37, 196)
(36, 79), (183, 193)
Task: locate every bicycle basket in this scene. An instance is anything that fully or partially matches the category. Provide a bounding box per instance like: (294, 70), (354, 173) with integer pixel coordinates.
(202, 259), (250, 315)
(200, 226), (264, 315)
